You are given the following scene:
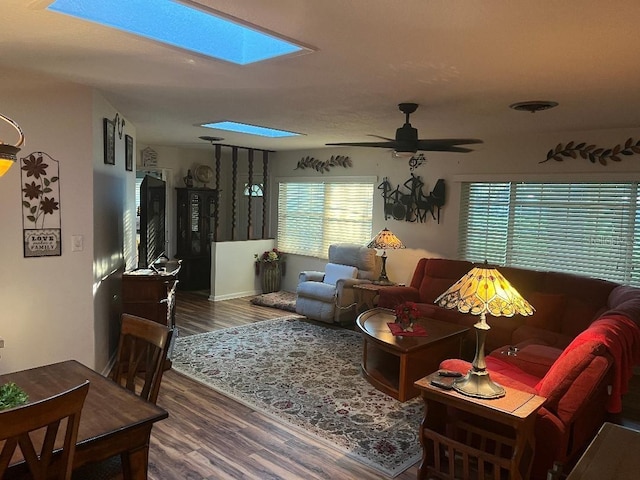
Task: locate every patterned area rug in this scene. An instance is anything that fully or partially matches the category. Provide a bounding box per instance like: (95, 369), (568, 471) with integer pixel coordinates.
(250, 290), (297, 312)
(172, 317), (422, 477)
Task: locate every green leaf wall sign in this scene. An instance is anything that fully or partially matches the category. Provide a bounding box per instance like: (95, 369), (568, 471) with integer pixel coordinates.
(541, 137), (640, 166)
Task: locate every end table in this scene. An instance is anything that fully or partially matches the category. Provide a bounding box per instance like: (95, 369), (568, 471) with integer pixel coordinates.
(415, 372), (546, 480)
(353, 282), (395, 313)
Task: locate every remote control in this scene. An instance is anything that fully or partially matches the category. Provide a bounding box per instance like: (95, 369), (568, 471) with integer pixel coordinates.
(430, 379), (454, 390)
(438, 369), (463, 378)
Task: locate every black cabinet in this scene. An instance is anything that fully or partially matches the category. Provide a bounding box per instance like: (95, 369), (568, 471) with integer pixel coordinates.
(176, 188), (217, 290)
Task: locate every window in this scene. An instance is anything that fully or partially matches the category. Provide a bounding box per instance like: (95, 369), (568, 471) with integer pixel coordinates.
(278, 180), (374, 258)
(459, 182), (639, 286)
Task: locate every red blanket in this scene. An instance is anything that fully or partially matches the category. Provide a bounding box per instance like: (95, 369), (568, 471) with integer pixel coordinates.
(539, 315), (640, 413)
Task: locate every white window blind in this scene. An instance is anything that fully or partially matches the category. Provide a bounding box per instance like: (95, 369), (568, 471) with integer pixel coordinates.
(459, 182), (639, 286)
(278, 181), (374, 258)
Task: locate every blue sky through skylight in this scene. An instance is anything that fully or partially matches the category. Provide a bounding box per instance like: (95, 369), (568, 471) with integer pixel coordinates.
(47, 0), (305, 65)
(201, 121), (301, 138)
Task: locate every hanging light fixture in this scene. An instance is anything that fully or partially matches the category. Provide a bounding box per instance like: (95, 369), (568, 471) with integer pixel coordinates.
(0, 113), (25, 177)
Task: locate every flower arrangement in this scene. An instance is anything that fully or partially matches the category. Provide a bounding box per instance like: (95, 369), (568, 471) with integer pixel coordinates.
(255, 248), (285, 263)
(254, 248), (286, 277)
(394, 301), (420, 331)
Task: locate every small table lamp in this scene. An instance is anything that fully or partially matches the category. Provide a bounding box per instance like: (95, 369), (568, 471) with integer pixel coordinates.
(434, 262), (534, 399)
(367, 228), (405, 285)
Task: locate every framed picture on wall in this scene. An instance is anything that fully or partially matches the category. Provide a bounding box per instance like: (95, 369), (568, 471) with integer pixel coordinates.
(103, 118), (115, 165)
(125, 134), (133, 171)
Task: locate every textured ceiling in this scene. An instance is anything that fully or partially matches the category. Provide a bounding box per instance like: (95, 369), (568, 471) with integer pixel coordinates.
(2, 0), (640, 151)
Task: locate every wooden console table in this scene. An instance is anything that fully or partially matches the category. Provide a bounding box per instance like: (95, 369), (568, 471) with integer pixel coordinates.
(415, 372), (546, 480)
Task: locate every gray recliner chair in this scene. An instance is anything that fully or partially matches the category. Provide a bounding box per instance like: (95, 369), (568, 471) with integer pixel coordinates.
(295, 244), (382, 324)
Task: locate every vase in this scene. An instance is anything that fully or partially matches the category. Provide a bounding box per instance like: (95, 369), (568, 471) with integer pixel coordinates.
(261, 262), (281, 293)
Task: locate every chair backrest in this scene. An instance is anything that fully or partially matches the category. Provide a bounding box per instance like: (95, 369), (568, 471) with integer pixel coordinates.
(327, 244), (382, 281)
(0, 380), (90, 480)
(111, 313), (173, 404)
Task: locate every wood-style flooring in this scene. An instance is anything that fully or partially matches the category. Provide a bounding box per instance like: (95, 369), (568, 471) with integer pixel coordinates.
(148, 291), (417, 480)
(146, 291), (640, 480)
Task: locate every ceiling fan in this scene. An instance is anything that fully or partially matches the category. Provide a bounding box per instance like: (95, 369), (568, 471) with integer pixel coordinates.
(326, 103), (483, 156)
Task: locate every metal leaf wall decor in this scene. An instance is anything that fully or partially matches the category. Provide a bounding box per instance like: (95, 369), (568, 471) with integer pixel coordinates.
(541, 138), (640, 166)
(294, 155), (352, 173)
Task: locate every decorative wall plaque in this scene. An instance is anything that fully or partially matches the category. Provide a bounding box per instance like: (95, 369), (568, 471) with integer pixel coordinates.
(20, 152), (61, 257)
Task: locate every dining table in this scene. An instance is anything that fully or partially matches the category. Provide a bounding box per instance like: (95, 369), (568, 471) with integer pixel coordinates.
(1, 359), (168, 479)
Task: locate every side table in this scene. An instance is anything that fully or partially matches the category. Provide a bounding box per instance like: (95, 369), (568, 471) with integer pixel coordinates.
(415, 372), (546, 480)
(352, 282), (395, 313)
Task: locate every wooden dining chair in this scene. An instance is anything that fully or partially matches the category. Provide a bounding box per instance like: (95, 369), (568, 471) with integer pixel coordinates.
(0, 380), (90, 480)
(111, 313), (173, 404)
(71, 314), (172, 479)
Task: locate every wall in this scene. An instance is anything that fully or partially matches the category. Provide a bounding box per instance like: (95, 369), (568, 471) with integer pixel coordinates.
(271, 127), (640, 291)
(92, 93), (137, 373)
(211, 239), (275, 300)
(0, 70), (96, 374)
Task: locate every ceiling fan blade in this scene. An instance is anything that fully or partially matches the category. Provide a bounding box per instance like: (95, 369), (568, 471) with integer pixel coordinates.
(367, 134), (395, 141)
(417, 138), (483, 147)
(325, 141), (398, 148)
(416, 139), (483, 152)
(435, 146), (476, 153)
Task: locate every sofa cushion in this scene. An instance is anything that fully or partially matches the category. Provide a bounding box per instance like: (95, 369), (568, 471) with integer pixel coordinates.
(511, 325), (573, 349)
(323, 263), (358, 285)
(489, 344), (562, 378)
(525, 292), (567, 332)
(498, 266), (545, 298)
(417, 258), (473, 303)
(560, 297), (602, 337)
(535, 339), (605, 412)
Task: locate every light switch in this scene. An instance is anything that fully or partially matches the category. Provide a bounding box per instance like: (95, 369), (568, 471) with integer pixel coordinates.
(71, 235), (84, 252)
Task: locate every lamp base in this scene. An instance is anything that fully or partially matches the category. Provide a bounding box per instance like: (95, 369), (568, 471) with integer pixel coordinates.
(376, 252), (392, 284)
(453, 369), (505, 399)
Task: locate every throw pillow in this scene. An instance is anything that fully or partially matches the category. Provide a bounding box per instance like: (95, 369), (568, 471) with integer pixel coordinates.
(525, 292), (567, 332)
(323, 263), (358, 285)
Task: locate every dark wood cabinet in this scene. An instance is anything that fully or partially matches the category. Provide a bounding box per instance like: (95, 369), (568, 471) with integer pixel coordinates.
(175, 187), (218, 290)
(122, 260), (180, 370)
(121, 266), (180, 328)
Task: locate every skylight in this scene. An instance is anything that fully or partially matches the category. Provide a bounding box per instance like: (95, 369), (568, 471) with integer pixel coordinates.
(47, 0), (306, 65)
(201, 121), (301, 138)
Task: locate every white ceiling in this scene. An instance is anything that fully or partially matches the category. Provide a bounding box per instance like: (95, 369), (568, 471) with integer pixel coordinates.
(3, 0), (640, 152)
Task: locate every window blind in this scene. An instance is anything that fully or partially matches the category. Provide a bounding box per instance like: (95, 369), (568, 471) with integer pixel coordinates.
(277, 181), (374, 258)
(459, 182), (638, 286)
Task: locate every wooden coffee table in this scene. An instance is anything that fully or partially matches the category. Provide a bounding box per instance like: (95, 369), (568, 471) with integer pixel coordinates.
(355, 308), (469, 402)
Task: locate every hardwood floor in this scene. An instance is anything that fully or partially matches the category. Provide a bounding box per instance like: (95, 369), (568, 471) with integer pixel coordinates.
(145, 292), (640, 480)
(148, 292), (418, 480)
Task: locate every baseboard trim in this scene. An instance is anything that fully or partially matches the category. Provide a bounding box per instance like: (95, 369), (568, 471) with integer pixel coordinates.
(209, 290), (259, 302)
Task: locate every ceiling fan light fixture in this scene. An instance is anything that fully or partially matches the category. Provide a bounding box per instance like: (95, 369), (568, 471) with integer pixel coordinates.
(509, 101), (559, 113)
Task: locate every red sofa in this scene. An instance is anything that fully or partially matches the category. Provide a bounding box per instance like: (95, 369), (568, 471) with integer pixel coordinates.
(379, 258), (640, 479)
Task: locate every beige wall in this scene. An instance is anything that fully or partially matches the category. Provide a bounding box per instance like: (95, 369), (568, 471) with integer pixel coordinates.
(0, 69), (136, 374)
(2, 70), (639, 373)
(272, 128), (640, 291)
